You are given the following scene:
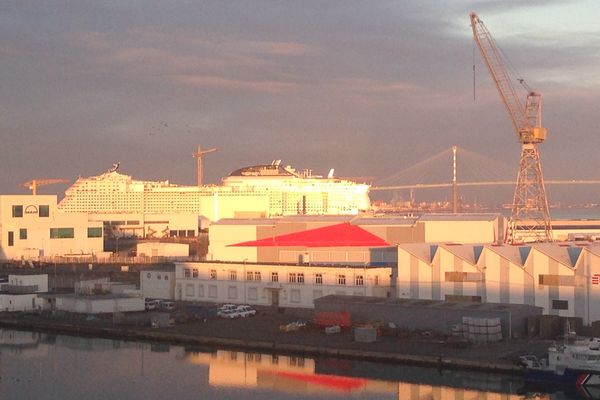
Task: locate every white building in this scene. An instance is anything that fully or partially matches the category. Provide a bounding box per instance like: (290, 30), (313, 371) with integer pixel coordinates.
(0, 274), (49, 312)
(174, 262), (392, 308)
(137, 242), (189, 258)
(397, 243), (600, 326)
(140, 267), (176, 300)
(207, 214), (505, 263)
(0, 195), (103, 260)
(53, 294), (144, 314)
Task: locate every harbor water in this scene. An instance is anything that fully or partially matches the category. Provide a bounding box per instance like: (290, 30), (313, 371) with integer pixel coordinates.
(0, 329), (593, 399)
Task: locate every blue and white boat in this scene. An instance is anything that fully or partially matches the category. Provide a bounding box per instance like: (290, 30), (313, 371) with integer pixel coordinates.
(519, 338), (600, 387)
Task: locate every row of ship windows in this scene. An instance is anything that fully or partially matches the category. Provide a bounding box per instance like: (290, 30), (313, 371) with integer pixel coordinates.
(182, 268), (373, 286)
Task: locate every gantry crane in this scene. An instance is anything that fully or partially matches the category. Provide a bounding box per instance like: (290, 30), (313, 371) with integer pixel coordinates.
(192, 145), (217, 186)
(22, 179), (70, 195)
(470, 12), (552, 244)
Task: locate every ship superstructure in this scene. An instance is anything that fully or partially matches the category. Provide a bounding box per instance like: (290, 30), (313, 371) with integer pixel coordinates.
(58, 161), (370, 221)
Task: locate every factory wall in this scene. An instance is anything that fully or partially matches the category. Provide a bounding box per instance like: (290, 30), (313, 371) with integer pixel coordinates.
(175, 262), (392, 308)
(140, 270), (176, 300)
(0, 195), (103, 260)
(397, 243), (600, 325)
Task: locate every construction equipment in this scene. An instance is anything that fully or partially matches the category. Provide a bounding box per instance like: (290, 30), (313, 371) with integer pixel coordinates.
(22, 179), (70, 195)
(470, 12), (552, 244)
(192, 145), (217, 186)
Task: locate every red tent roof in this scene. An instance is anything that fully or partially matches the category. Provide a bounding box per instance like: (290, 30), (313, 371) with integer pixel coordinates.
(230, 222), (389, 248)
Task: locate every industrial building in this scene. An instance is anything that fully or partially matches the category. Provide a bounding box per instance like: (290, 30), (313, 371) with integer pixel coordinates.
(173, 261), (392, 308)
(140, 265), (176, 300)
(397, 243), (600, 325)
(207, 214), (505, 263)
(0, 274), (48, 312)
(0, 195), (104, 260)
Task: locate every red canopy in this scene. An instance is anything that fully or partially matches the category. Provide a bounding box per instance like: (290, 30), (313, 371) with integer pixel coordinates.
(230, 222), (389, 247)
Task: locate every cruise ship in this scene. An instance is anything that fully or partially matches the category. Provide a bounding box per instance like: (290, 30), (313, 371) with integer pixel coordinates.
(58, 161), (371, 221)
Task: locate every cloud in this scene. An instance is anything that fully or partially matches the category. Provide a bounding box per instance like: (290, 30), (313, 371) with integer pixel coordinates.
(171, 74), (301, 93)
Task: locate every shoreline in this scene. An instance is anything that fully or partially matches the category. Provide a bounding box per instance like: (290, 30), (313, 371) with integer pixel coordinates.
(0, 316), (526, 375)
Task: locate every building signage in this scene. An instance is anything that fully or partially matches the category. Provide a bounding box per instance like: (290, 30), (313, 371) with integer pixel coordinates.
(25, 205), (38, 214)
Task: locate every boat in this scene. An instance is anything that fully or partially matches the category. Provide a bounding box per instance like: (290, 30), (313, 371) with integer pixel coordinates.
(519, 337), (600, 387)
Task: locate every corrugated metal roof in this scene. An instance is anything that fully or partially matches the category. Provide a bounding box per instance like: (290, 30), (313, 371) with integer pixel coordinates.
(485, 245), (528, 266)
(353, 216), (418, 226)
(398, 243), (436, 264)
(440, 244), (478, 265)
(278, 215), (354, 222)
(211, 218), (277, 226)
(533, 243), (580, 267)
(418, 213), (501, 222)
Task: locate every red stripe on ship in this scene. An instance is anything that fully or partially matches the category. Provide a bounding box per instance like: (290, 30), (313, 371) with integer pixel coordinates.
(576, 373), (590, 386)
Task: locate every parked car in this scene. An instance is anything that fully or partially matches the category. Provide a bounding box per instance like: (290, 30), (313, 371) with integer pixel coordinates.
(218, 303), (238, 312)
(236, 305), (256, 318)
(217, 309), (241, 319)
(145, 299), (160, 311)
(159, 300), (175, 311)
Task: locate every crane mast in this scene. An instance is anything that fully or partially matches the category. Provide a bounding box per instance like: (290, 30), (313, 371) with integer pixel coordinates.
(470, 12), (552, 244)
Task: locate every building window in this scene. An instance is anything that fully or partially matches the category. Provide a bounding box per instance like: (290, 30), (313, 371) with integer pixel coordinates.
(50, 228), (74, 239)
(187, 230), (195, 237)
(552, 300), (569, 310)
(87, 227), (102, 238)
(8, 232), (14, 247)
(193, 269), (199, 278)
(337, 275), (346, 285)
(164, 275), (168, 281)
(315, 273), (323, 285)
(227, 286), (238, 300)
(297, 273), (305, 284)
(247, 271), (254, 281)
(254, 271), (261, 282)
(146, 273), (151, 279)
(210, 269), (217, 280)
(374, 275), (379, 286)
(19, 229), (27, 240)
(248, 287), (258, 300)
(185, 284), (195, 297)
(208, 285), (217, 298)
(12, 205), (23, 218)
(157, 274), (162, 280)
(539, 275), (575, 287)
(289, 273), (297, 283)
(184, 268), (191, 278)
(198, 284), (204, 298)
(39, 205), (50, 217)
(290, 289), (301, 303)
(444, 294), (482, 302)
(445, 272), (483, 282)
(229, 270), (237, 280)
(355, 275), (364, 286)
(271, 272), (279, 282)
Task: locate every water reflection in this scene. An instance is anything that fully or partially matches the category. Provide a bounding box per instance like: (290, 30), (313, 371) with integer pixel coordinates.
(0, 329), (593, 400)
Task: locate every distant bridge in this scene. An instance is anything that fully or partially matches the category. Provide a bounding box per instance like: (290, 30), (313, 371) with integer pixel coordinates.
(371, 180), (600, 191)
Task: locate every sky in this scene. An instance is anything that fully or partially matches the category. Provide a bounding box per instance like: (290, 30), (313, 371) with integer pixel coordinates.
(1, 1), (600, 205)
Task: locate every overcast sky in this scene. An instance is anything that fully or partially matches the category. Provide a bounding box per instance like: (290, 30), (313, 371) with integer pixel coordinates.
(1, 1), (599, 204)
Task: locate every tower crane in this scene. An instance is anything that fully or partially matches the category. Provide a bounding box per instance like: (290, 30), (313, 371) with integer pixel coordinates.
(22, 179), (70, 195)
(192, 145), (217, 186)
(470, 12), (552, 244)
